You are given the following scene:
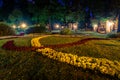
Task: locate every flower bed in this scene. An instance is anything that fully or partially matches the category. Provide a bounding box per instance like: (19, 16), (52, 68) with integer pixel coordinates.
(31, 36), (120, 79)
(2, 35), (108, 51)
(2, 40), (33, 51)
(2, 35), (120, 79)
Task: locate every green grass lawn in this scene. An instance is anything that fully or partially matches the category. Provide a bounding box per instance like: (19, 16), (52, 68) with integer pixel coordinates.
(0, 35), (120, 80)
(41, 36), (120, 61)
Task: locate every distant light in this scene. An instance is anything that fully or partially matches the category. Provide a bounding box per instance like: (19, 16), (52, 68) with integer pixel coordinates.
(93, 24), (97, 27)
(12, 25), (16, 28)
(93, 24), (98, 31)
(21, 23), (27, 28)
(106, 20), (114, 33)
(107, 20), (114, 27)
(61, 26), (64, 29)
(73, 24), (78, 30)
(55, 24), (60, 29)
(56, 24), (59, 28)
(18, 26), (20, 28)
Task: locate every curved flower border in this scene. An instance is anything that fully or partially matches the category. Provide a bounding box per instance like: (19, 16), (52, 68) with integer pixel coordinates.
(31, 36), (120, 79)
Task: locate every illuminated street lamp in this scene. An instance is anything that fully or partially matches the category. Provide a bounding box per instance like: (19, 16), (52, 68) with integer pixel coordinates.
(21, 23), (27, 28)
(54, 24), (60, 29)
(56, 24), (59, 28)
(12, 25), (16, 29)
(20, 23), (27, 34)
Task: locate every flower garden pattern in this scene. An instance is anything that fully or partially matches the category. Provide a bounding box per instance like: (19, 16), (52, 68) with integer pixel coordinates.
(31, 36), (120, 79)
(1, 36), (120, 79)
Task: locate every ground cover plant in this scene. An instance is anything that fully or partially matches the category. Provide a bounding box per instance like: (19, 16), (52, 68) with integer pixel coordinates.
(0, 35), (120, 80)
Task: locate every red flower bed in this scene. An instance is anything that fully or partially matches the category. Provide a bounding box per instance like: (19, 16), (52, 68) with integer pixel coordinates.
(44, 38), (109, 49)
(1, 38), (109, 51)
(2, 40), (34, 51)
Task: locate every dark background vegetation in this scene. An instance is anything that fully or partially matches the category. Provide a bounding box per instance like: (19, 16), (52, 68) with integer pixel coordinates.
(0, 0), (120, 32)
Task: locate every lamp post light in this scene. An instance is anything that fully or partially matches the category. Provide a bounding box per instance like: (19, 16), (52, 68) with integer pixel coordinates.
(54, 24), (60, 29)
(20, 23), (27, 34)
(56, 24), (59, 29)
(21, 23), (27, 29)
(12, 25), (16, 29)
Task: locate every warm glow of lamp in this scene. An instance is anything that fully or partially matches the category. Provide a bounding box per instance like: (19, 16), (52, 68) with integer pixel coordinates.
(61, 26), (64, 29)
(21, 23), (27, 28)
(56, 24), (59, 28)
(73, 24), (77, 30)
(106, 20), (114, 33)
(93, 24), (98, 31)
(12, 25), (16, 28)
(94, 24), (97, 27)
(54, 24), (60, 29)
(107, 20), (114, 27)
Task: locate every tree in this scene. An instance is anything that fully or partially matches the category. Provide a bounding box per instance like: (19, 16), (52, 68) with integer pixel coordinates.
(8, 9), (23, 25)
(110, 0), (120, 32)
(0, 22), (15, 36)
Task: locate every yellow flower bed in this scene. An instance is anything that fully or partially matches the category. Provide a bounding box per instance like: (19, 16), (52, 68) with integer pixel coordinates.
(31, 36), (50, 47)
(31, 36), (120, 79)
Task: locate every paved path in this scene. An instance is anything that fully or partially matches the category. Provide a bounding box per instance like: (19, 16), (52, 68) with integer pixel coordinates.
(0, 35), (32, 40)
(0, 36), (19, 40)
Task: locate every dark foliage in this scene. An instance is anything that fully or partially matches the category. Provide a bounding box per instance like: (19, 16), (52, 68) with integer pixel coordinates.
(26, 25), (46, 34)
(107, 33), (120, 38)
(0, 23), (15, 36)
(60, 28), (73, 35)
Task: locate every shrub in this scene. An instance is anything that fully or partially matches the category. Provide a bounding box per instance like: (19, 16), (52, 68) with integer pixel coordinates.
(60, 28), (73, 35)
(26, 24), (47, 34)
(107, 33), (120, 38)
(0, 23), (15, 36)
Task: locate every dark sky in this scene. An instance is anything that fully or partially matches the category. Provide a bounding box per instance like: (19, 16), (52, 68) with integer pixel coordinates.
(0, 0), (3, 7)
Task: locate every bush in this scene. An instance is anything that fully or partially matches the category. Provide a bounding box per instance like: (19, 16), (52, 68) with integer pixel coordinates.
(107, 33), (120, 38)
(0, 23), (15, 36)
(26, 25), (47, 34)
(60, 28), (73, 35)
